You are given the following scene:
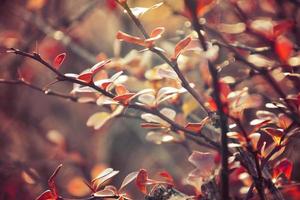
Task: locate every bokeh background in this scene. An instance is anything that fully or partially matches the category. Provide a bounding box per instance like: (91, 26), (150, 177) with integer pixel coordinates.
(1, 0), (300, 199)
(0, 1), (193, 199)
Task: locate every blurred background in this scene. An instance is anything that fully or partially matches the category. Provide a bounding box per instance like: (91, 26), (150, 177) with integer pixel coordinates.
(0, 0), (193, 199)
(1, 0), (300, 199)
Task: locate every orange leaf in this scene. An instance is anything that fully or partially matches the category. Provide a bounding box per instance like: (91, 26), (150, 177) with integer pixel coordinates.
(185, 117), (210, 132)
(148, 27), (165, 41)
(185, 123), (204, 132)
(277, 114), (292, 129)
(117, 27), (164, 48)
(263, 127), (283, 145)
(275, 36), (293, 63)
(115, 84), (128, 96)
(116, 31), (146, 47)
(136, 169), (148, 194)
(207, 97), (217, 112)
(172, 36), (192, 60)
(78, 72), (93, 83)
(53, 53), (66, 69)
(158, 171), (174, 185)
(273, 159), (293, 180)
(184, 0), (217, 18)
(113, 93), (135, 105)
(196, 0), (217, 16)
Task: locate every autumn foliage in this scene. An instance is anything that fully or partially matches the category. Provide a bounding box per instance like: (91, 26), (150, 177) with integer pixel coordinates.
(1, 0), (300, 200)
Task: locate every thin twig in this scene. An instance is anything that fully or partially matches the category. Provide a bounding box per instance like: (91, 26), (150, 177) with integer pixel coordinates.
(118, 1), (209, 115)
(0, 79), (79, 102)
(183, 0), (229, 199)
(232, 117), (265, 200)
(4, 49), (220, 151)
(204, 25), (300, 126)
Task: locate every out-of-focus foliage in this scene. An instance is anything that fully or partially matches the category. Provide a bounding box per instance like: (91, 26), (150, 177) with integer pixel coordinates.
(1, 0), (300, 200)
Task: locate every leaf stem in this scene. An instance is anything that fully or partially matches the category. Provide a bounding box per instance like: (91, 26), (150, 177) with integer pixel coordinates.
(184, 0), (229, 199)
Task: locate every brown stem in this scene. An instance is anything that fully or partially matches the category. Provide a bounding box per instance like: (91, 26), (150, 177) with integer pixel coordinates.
(5, 49), (220, 151)
(118, 1), (209, 115)
(232, 117), (265, 200)
(0, 79), (79, 102)
(184, 0), (229, 199)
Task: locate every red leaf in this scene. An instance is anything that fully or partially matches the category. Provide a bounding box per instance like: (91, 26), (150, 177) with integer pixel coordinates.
(172, 36), (192, 60)
(53, 53), (66, 69)
(113, 93), (135, 105)
(158, 171), (174, 185)
(207, 97), (217, 112)
(273, 159), (293, 180)
(275, 36), (293, 63)
(106, 0), (117, 10)
(100, 81), (112, 91)
(184, 0), (216, 18)
(78, 72), (93, 83)
(185, 123), (205, 132)
(219, 81), (231, 101)
(278, 185), (300, 200)
(196, 0), (216, 16)
(136, 169), (148, 194)
(273, 20), (294, 38)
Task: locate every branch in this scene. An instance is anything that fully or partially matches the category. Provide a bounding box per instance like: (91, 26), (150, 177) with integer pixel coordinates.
(118, 1), (209, 116)
(183, 1), (230, 199)
(14, 6), (98, 65)
(204, 25), (300, 126)
(4, 49), (220, 151)
(211, 40), (271, 54)
(0, 79), (79, 102)
(232, 117), (265, 200)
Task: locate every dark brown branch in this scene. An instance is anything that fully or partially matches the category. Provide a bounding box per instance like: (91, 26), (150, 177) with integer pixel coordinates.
(232, 117), (265, 200)
(184, 1), (230, 199)
(5, 49), (220, 151)
(118, 1), (209, 116)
